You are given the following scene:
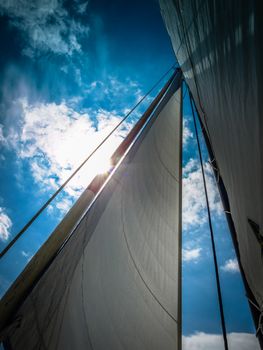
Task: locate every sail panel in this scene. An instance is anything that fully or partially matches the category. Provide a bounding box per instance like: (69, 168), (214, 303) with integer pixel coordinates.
(6, 81), (182, 349)
(160, 0), (263, 308)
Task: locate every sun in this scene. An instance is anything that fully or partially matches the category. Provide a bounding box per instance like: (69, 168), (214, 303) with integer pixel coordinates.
(92, 154), (113, 175)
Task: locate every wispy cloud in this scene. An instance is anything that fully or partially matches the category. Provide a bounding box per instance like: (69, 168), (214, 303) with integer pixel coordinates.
(0, 0), (89, 57)
(183, 117), (193, 145)
(182, 332), (259, 350)
(182, 248), (202, 263)
(221, 258), (239, 273)
(84, 77), (144, 108)
(75, 1), (89, 15)
(21, 250), (33, 262)
(182, 159), (222, 229)
(0, 207), (12, 241)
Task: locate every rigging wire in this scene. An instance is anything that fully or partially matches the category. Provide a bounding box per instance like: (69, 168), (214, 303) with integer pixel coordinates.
(0, 64), (177, 259)
(189, 92), (229, 350)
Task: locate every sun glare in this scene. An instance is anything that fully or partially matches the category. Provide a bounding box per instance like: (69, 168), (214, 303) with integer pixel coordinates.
(93, 154), (112, 175)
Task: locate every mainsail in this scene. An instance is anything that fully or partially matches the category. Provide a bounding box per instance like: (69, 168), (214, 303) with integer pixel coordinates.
(0, 72), (183, 349)
(160, 0), (263, 347)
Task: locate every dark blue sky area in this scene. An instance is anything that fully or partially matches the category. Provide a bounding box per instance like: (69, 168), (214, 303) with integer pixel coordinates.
(0, 0), (175, 107)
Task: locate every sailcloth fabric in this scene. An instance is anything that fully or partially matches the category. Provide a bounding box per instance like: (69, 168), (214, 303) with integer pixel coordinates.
(6, 79), (182, 349)
(160, 0), (263, 308)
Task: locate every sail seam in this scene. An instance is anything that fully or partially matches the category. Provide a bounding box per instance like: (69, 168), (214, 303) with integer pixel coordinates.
(153, 133), (179, 183)
(80, 253), (95, 350)
(120, 189), (178, 325)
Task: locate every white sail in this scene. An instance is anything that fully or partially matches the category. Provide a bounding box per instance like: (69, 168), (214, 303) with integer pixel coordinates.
(4, 77), (182, 350)
(160, 0), (263, 321)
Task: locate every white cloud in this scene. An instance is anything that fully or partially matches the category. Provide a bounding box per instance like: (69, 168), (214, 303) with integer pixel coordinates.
(0, 0), (89, 57)
(0, 207), (12, 241)
(221, 258), (239, 273)
(183, 118), (193, 145)
(183, 248), (201, 262)
(182, 332), (260, 350)
(4, 99), (131, 213)
(182, 159), (222, 229)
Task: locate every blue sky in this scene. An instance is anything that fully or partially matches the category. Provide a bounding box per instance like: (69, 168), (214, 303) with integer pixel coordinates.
(0, 1), (259, 349)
